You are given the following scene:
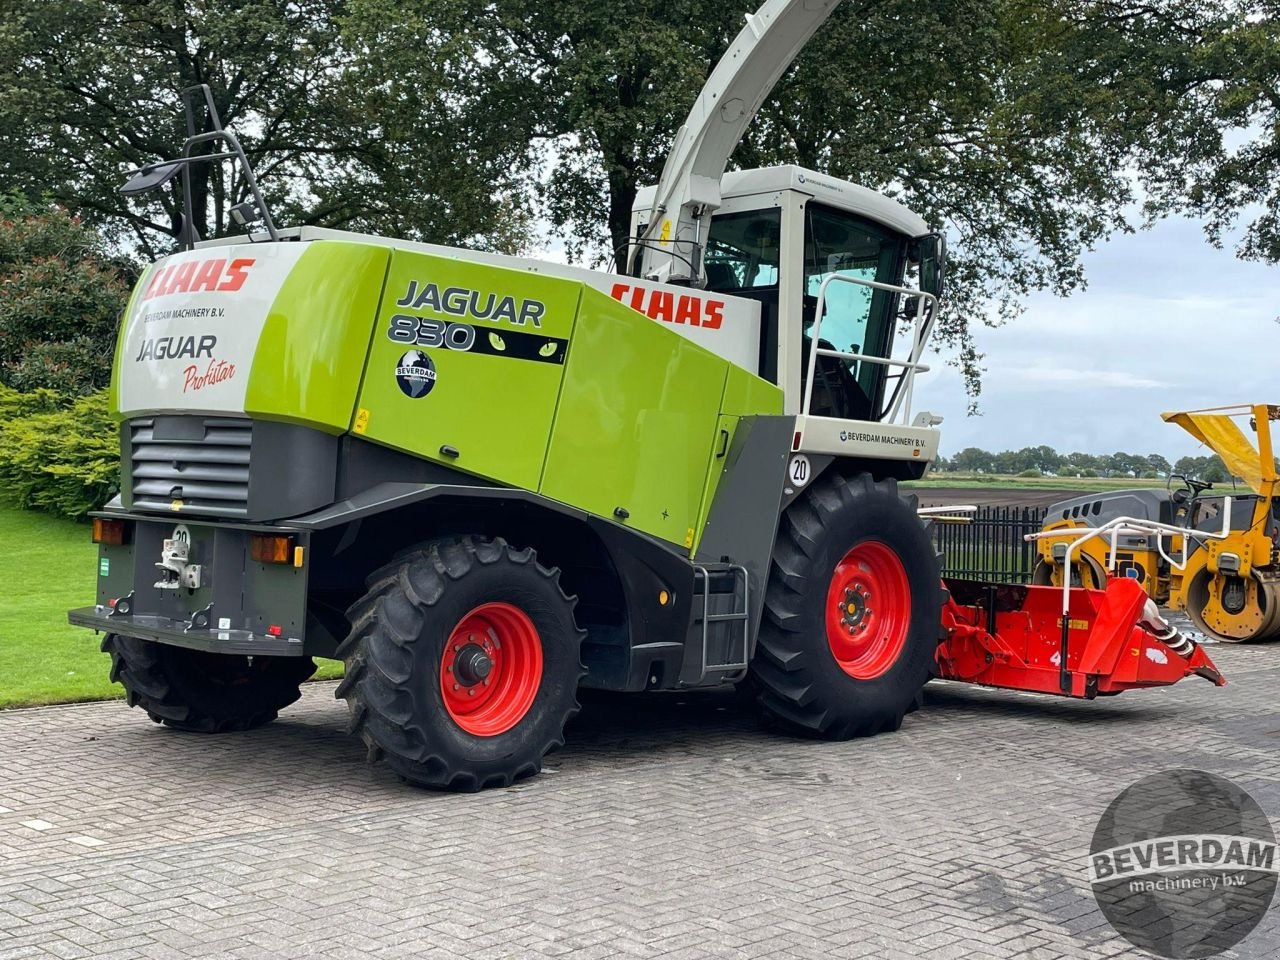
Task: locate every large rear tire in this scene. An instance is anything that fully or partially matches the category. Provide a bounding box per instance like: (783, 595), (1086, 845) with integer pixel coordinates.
(102, 634), (316, 732)
(750, 473), (943, 739)
(336, 537), (585, 791)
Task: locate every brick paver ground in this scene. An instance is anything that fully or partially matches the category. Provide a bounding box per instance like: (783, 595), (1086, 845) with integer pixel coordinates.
(1, 644), (1278, 959)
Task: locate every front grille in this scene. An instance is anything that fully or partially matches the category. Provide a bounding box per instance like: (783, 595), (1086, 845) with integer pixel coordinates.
(129, 417), (252, 517)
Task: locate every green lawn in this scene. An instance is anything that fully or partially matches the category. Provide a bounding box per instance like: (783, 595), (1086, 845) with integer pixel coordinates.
(0, 504), (340, 709)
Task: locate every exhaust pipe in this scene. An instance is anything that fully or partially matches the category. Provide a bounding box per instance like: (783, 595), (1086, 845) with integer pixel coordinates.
(1136, 599), (1196, 657)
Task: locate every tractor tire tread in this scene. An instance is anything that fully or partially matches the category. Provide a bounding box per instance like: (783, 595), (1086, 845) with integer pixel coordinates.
(338, 536), (585, 791)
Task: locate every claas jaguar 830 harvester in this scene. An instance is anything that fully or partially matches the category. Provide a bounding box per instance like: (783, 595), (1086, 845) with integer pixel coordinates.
(70, 0), (1223, 790)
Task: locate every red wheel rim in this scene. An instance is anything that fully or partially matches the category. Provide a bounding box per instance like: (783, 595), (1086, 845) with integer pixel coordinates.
(824, 540), (912, 679)
(439, 602), (543, 736)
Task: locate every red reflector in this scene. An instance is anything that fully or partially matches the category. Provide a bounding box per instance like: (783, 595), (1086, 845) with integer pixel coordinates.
(792, 432), (802, 451)
(92, 518), (128, 545)
(267, 625), (283, 637)
(250, 534), (295, 564)
(107, 598), (118, 608)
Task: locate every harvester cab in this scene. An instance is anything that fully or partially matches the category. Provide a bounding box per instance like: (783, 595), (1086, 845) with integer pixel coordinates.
(1036, 403), (1280, 643)
(69, 0), (1221, 791)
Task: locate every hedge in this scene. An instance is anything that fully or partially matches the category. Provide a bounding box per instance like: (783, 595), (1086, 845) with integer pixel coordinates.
(0, 386), (119, 520)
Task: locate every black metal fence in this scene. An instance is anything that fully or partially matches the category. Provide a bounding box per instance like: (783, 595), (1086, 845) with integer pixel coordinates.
(931, 505), (1048, 583)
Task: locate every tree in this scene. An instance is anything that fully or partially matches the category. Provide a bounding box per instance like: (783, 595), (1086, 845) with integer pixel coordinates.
(0, 201), (132, 395)
(366, 2), (1278, 401)
(1174, 454), (1231, 484)
(0, 1), (531, 259)
(1064, 451), (1104, 476)
(952, 446), (995, 473)
(4, 0), (1278, 402)
(1105, 452), (1147, 478)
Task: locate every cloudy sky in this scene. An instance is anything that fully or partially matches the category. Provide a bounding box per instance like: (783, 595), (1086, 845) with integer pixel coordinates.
(911, 217), (1280, 462)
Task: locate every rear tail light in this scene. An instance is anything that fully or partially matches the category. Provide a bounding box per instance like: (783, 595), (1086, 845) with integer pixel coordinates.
(92, 518), (130, 545)
(250, 534), (296, 565)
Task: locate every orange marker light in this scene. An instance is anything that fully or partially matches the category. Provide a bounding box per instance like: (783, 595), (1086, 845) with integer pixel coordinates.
(250, 534), (295, 565)
(92, 518), (129, 545)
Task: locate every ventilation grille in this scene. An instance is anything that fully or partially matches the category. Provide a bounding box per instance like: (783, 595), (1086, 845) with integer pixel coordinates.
(129, 417), (252, 517)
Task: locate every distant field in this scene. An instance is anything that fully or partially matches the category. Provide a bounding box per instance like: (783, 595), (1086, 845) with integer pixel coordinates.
(906, 472), (1168, 493)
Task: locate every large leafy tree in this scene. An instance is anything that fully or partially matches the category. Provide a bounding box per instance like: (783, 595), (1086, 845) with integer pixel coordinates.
(0, 0), (530, 258)
(1, 0), (1276, 396)
(356, 0), (1278, 399)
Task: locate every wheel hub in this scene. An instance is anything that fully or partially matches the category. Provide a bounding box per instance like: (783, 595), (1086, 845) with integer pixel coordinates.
(837, 587), (870, 632)
(440, 603), (544, 736)
(1222, 576), (1247, 615)
(453, 643), (493, 686)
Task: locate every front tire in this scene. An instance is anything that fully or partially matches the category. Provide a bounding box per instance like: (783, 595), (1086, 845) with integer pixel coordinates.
(750, 473), (943, 739)
(102, 635), (315, 732)
(336, 537), (585, 791)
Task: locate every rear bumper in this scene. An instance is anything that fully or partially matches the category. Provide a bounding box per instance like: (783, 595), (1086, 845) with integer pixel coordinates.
(68, 606), (306, 657)
(69, 510), (314, 656)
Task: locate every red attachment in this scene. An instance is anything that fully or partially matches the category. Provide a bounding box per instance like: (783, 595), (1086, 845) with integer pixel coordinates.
(937, 576), (1225, 698)
(440, 602), (543, 736)
(825, 540), (912, 679)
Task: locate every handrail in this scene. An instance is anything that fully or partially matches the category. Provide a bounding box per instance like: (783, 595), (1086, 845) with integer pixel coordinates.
(1024, 505), (1233, 692)
(1024, 500), (1234, 620)
(801, 273), (938, 425)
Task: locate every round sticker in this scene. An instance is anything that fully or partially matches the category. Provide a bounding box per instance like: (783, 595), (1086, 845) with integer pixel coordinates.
(1088, 769), (1277, 957)
(788, 454), (812, 488)
(395, 350), (437, 398)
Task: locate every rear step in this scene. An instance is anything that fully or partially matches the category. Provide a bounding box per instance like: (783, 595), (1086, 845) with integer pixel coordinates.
(684, 563), (750, 684)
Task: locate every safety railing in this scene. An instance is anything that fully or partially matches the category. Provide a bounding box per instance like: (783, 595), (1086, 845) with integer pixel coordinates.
(1023, 503), (1234, 691)
(802, 274), (939, 426)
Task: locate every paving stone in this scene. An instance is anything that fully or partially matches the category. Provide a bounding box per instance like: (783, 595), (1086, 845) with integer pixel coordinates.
(0, 646), (1277, 957)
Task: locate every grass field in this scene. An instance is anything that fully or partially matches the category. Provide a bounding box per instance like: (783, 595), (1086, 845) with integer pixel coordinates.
(906, 472), (1168, 492)
(0, 504), (340, 709)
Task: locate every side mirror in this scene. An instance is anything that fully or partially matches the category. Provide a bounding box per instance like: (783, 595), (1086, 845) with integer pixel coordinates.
(915, 232), (946, 300)
(120, 160), (184, 197)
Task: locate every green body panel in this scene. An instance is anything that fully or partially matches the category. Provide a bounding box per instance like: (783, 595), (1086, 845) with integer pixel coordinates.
(721, 364), (784, 419)
(246, 243), (391, 433)
(112, 237), (785, 551)
(354, 251), (582, 491)
(108, 265), (153, 418)
(541, 287), (728, 548)
(693, 369), (785, 554)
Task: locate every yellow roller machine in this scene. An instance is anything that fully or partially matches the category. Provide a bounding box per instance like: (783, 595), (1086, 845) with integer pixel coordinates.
(1035, 404), (1280, 642)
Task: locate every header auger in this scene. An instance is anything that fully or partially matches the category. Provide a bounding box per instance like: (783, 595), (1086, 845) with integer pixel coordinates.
(71, 0), (1221, 791)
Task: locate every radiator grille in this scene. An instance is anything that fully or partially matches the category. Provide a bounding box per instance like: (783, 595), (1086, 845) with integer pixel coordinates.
(129, 417), (252, 517)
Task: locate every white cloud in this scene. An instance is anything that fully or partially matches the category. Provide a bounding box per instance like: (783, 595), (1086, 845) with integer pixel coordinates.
(996, 366), (1172, 390)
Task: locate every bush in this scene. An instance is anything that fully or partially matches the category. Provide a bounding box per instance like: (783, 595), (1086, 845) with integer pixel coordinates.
(1017, 468), (1042, 478)
(0, 388), (119, 519)
(0, 383), (64, 419)
(0, 208), (132, 395)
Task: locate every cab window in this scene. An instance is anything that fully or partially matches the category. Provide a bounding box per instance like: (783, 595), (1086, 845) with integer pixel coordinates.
(802, 204), (906, 420)
(703, 210), (781, 292)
